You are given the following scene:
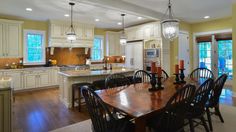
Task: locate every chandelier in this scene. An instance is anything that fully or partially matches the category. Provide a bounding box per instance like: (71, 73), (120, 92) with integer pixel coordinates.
(120, 14), (127, 45)
(161, 0), (179, 41)
(66, 2), (76, 42)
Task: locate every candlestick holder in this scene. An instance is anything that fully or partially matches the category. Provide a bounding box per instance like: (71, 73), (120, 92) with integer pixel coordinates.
(179, 69), (186, 83)
(149, 73), (164, 92)
(173, 73), (181, 84)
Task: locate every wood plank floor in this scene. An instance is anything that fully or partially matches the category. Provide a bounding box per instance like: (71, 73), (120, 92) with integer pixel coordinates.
(13, 88), (89, 132)
(13, 87), (236, 132)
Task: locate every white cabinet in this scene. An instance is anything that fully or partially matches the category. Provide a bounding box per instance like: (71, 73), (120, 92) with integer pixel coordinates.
(49, 20), (94, 47)
(24, 72), (37, 89)
(50, 68), (59, 85)
(24, 69), (51, 89)
(4, 71), (24, 90)
(0, 19), (23, 58)
(106, 31), (124, 56)
(125, 22), (161, 41)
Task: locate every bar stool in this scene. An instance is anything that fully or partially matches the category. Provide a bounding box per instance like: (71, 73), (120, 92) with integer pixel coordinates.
(72, 82), (92, 112)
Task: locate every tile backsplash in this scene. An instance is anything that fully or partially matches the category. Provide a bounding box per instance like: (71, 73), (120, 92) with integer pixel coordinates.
(0, 58), (21, 69)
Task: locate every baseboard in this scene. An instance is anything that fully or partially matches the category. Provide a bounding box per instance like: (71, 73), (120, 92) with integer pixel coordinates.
(14, 85), (59, 93)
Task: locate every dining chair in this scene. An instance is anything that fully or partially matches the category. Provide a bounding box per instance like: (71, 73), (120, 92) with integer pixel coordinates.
(186, 78), (214, 132)
(105, 73), (131, 89)
(81, 85), (134, 132)
(190, 68), (214, 80)
(92, 79), (106, 90)
(206, 74), (228, 131)
(161, 69), (169, 81)
(147, 84), (196, 132)
(133, 70), (151, 83)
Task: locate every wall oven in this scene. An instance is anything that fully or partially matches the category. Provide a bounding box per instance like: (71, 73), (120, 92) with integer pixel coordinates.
(144, 48), (161, 72)
(144, 48), (160, 58)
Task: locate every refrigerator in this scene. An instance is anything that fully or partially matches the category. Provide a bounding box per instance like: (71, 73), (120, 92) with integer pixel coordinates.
(125, 40), (144, 70)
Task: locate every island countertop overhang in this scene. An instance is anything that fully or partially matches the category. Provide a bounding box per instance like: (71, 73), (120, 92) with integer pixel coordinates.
(58, 68), (136, 77)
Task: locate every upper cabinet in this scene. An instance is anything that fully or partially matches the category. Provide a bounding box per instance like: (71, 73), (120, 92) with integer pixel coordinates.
(0, 19), (23, 58)
(48, 20), (94, 48)
(125, 22), (161, 41)
(106, 31), (124, 56)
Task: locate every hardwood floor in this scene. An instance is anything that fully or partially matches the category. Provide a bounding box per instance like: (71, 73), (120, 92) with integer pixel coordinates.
(13, 87), (236, 132)
(13, 88), (89, 132)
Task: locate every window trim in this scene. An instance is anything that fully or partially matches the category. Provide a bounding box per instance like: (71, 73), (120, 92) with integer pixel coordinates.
(23, 29), (46, 65)
(91, 35), (104, 62)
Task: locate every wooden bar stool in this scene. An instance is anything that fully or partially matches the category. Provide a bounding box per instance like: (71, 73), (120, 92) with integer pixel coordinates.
(72, 82), (92, 112)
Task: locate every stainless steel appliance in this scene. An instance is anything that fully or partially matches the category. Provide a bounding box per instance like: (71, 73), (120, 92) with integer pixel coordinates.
(144, 48), (161, 72)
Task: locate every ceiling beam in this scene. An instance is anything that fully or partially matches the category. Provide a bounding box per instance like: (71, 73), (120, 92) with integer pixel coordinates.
(74, 0), (163, 20)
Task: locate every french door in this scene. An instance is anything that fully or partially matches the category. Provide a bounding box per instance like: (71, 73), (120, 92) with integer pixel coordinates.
(197, 35), (232, 81)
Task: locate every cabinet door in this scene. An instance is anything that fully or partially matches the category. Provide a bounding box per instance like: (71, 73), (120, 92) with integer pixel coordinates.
(143, 24), (154, 40)
(0, 90), (11, 132)
(84, 26), (94, 40)
(6, 23), (21, 57)
(4, 71), (23, 91)
(75, 24), (83, 39)
(39, 72), (50, 87)
(50, 69), (59, 85)
(24, 73), (37, 89)
(51, 24), (64, 38)
(0, 23), (4, 57)
(153, 23), (161, 38)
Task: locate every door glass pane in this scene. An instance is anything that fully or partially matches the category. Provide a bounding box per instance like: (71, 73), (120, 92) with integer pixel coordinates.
(198, 42), (211, 70)
(218, 40), (233, 79)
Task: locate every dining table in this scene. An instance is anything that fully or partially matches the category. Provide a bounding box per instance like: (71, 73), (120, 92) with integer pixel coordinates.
(96, 76), (206, 132)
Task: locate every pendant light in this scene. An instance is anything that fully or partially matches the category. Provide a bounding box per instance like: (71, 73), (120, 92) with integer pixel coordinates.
(66, 2), (76, 42)
(161, 0), (179, 41)
(120, 14), (127, 45)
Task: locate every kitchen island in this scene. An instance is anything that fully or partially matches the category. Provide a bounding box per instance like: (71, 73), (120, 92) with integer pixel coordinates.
(58, 68), (136, 108)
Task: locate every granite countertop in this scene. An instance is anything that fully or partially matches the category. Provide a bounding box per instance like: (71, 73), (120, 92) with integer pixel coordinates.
(0, 66), (59, 72)
(58, 68), (136, 77)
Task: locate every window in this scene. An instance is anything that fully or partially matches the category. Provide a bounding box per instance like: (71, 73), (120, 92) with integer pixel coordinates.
(91, 36), (104, 61)
(24, 30), (46, 65)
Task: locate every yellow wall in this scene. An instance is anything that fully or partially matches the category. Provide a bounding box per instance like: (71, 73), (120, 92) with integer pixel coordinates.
(192, 17), (232, 33)
(232, 4), (236, 92)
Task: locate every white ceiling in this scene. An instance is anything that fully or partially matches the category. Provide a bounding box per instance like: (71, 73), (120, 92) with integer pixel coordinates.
(0, 0), (152, 29)
(0, 0), (233, 29)
(123, 0), (232, 23)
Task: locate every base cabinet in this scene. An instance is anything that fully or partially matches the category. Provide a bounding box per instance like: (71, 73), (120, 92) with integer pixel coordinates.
(0, 88), (12, 132)
(24, 73), (37, 89)
(4, 71), (24, 90)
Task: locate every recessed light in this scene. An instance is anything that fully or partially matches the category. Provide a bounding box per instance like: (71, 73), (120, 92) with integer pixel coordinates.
(64, 14), (69, 17)
(26, 8), (32, 11)
(95, 19), (100, 22)
(204, 16), (210, 19)
(117, 22), (122, 25)
(137, 17), (143, 20)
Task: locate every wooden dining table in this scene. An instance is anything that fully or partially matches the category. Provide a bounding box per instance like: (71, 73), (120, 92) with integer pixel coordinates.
(96, 77), (206, 132)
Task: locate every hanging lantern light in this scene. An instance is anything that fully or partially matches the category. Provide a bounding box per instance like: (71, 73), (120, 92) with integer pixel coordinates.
(66, 2), (76, 42)
(120, 14), (127, 45)
(161, 0), (179, 41)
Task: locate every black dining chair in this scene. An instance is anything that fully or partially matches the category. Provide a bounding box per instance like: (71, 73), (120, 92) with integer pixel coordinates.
(147, 84), (196, 132)
(190, 68), (214, 80)
(161, 69), (169, 81)
(82, 85), (134, 132)
(133, 70), (151, 84)
(92, 79), (106, 90)
(186, 78), (214, 132)
(206, 74), (228, 131)
(105, 73), (131, 89)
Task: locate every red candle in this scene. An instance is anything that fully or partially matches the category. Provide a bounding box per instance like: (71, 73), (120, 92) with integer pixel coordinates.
(157, 67), (162, 77)
(179, 60), (184, 69)
(151, 62), (156, 73)
(175, 64), (179, 74)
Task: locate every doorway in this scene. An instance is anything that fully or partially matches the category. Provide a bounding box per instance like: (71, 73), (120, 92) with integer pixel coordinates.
(196, 32), (232, 83)
(178, 31), (190, 75)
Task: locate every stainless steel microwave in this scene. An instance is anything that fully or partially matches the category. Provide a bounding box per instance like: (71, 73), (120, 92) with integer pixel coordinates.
(144, 48), (160, 58)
